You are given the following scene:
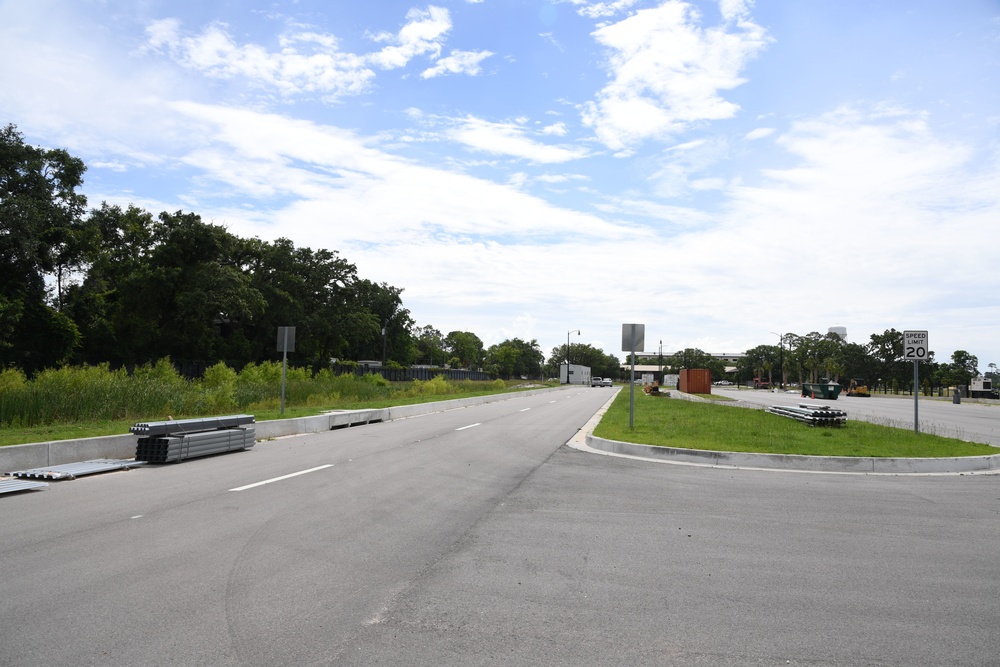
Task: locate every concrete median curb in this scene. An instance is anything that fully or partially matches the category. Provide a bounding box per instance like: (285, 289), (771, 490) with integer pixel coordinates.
(2, 386), (567, 473)
(583, 433), (1000, 474)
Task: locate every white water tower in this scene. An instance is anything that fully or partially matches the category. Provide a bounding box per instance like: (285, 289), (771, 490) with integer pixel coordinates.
(828, 326), (847, 342)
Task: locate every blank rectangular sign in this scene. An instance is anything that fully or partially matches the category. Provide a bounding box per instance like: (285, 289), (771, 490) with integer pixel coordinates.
(622, 323), (645, 352)
(277, 326), (296, 352)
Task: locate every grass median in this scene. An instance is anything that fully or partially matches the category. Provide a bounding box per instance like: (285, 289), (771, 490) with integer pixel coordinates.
(592, 390), (997, 458)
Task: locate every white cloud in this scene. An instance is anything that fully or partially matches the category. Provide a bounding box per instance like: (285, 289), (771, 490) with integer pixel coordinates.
(593, 197), (715, 228)
(142, 6), (465, 100)
(744, 127), (775, 140)
(144, 19), (375, 98)
(535, 173), (587, 184)
(718, 0), (752, 22)
(541, 122), (568, 136)
(367, 6), (451, 69)
(421, 49), (493, 78)
(165, 102), (625, 245)
(708, 106), (999, 333)
(449, 116), (589, 163)
(558, 0), (642, 19)
(581, 0), (770, 150)
(648, 135), (731, 197)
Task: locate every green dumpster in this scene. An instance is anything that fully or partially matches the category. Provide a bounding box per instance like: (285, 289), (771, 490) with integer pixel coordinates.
(801, 382), (843, 400)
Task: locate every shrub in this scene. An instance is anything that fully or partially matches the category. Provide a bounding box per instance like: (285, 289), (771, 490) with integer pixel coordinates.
(0, 368), (27, 393)
(360, 372), (390, 388)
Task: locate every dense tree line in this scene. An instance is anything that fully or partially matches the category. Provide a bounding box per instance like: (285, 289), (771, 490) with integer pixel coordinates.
(631, 330), (988, 394)
(1, 124), (482, 375)
(734, 329), (985, 392)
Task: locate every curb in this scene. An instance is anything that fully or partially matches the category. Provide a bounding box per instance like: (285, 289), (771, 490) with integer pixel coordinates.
(582, 434), (1000, 474)
(567, 389), (1000, 475)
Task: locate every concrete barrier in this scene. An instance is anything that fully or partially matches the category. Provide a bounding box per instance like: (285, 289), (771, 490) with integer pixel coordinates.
(1, 387), (565, 472)
(2, 434), (136, 473)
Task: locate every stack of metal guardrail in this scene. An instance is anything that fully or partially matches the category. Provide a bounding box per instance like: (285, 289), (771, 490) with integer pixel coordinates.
(766, 404), (847, 427)
(132, 415), (255, 463)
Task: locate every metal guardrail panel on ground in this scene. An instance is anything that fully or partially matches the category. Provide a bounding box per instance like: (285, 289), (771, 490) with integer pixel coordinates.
(130, 415), (255, 437)
(6, 459), (145, 480)
(135, 425), (255, 463)
(767, 404), (848, 427)
(1, 478), (49, 494)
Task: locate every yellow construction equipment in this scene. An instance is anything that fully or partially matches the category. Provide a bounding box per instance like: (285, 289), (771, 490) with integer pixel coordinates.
(847, 378), (870, 397)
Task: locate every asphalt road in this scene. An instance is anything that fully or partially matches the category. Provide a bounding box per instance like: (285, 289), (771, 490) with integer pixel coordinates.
(2, 386), (998, 666)
(714, 387), (1000, 446)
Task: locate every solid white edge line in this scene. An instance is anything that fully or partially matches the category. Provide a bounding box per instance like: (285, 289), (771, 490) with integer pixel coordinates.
(456, 423), (481, 431)
(230, 464), (334, 492)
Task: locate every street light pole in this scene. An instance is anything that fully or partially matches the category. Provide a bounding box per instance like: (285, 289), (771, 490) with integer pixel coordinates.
(566, 329), (580, 385)
(658, 340), (662, 381)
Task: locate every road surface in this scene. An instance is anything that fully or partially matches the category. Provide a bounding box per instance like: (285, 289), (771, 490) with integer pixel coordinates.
(2, 386), (998, 666)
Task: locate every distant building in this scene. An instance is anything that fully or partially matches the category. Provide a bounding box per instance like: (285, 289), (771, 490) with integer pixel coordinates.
(828, 326), (848, 342)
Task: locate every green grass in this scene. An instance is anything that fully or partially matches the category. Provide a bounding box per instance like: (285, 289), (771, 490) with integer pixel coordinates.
(0, 379), (554, 448)
(592, 391), (997, 458)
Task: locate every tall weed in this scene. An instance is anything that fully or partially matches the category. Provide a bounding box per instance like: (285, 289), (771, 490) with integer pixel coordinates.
(0, 362), (511, 429)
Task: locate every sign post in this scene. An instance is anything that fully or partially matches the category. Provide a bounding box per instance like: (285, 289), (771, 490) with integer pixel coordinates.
(903, 330), (928, 434)
(277, 326), (296, 415)
(622, 324), (645, 429)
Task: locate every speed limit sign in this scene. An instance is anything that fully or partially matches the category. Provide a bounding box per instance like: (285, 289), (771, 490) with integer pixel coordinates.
(903, 330), (929, 361)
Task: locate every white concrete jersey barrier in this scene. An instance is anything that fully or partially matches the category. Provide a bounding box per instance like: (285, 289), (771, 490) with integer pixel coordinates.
(1, 387), (564, 472)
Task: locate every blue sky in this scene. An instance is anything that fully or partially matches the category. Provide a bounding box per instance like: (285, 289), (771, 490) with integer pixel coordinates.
(2, 0), (998, 369)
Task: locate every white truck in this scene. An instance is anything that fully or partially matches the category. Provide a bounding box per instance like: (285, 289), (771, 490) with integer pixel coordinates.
(591, 376), (612, 387)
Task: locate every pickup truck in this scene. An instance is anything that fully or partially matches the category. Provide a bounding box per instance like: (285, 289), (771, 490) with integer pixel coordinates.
(591, 377), (612, 387)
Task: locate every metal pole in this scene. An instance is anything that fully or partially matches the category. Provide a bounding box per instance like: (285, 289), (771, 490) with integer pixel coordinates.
(913, 360), (919, 434)
(280, 327), (288, 416)
(779, 336), (784, 389)
(629, 328), (636, 429)
(771, 332), (784, 389)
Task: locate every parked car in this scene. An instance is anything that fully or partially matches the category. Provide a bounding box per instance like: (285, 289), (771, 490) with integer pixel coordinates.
(591, 377), (612, 387)
(713, 380), (733, 386)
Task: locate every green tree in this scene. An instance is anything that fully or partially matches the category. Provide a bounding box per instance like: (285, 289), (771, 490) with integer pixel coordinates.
(839, 342), (876, 386)
(347, 279), (414, 364)
(125, 211), (267, 365)
(867, 328), (907, 391)
(950, 350), (979, 385)
(445, 331), (485, 369)
(736, 345), (779, 385)
(63, 203), (157, 365)
(238, 236), (361, 366)
(662, 348), (726, 379)
(487, 338), (543, 379)
(412, 324), (446, 366)
(0, 124), (88, 373)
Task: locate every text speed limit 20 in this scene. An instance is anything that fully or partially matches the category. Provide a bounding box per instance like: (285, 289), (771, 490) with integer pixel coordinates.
(903, 330), (928, 361)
